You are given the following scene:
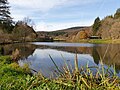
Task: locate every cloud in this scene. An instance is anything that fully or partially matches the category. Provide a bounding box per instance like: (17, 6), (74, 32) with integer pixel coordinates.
(8, 0), (105, 31)
(9, 0), (103, 12)
(36, 20), (93, 31)
(9, 0), (70, 12)
(11, 14), (26, 21)
(9, 0), (72, 21)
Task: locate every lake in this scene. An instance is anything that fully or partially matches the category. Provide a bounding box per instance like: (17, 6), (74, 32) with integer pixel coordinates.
(1, 42), (120, 77)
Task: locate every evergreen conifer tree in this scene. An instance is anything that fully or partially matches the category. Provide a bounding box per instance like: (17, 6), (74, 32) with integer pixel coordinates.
(0, 0), (13, 33)
(92, 17), (101, 35)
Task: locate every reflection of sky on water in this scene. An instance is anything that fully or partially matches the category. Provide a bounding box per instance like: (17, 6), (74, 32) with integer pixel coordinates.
(32, 42), (103, 47)
(18, 42), (120, 78)
(97, 64), (120, 77)
(19, 49), (97, 77)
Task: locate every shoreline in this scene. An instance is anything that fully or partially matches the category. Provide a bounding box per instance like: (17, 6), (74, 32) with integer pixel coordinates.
(68, 39), (120, 44)
(0, 39), (120, 45)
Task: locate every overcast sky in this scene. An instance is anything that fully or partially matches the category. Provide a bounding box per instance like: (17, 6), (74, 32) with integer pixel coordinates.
(9, 0), (120, 31)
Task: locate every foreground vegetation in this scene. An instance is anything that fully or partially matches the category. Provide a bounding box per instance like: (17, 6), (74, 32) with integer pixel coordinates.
(0, 55), (120, 90)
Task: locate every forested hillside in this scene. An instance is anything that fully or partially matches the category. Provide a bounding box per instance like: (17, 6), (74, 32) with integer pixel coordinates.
(96, 8), (120, 39)
(37, 8), (120, 41)
(37, 26), (92, 41)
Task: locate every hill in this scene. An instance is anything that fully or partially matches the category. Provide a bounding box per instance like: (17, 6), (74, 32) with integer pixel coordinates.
(97, 16), (120, 39)
(36, 8), (120, 41)
(94, 8), (120, 40)
(37, 26), (92, 41)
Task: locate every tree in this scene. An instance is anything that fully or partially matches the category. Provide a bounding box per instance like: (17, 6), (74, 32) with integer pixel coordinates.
(0, 0), (13, 33)
(12, 20), (37, 42)
(114, 8), (120, 19)
(23, 17), (36, 30)
(79, 31), (88, 39)
(116, 8), (120, 13)
(92, 17), (101, 35)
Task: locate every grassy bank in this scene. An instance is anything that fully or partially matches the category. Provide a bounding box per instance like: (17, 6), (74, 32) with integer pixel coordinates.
(0, 56), (120, 90)
(74, 39), (120, 44)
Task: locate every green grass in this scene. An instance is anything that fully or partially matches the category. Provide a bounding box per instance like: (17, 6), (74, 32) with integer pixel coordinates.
(75, 39), (120, 44)
(0, 55), (120, 90)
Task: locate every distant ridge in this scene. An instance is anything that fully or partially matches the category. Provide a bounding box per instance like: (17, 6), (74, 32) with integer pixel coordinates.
(37, 26), (89, 33)
(37, 26), (91, 42)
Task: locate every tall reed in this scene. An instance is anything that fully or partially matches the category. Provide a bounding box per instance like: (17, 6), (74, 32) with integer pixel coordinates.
(49, 53), (120, 90)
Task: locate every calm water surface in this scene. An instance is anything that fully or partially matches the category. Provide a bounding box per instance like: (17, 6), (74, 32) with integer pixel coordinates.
(1, 42), (120, 77)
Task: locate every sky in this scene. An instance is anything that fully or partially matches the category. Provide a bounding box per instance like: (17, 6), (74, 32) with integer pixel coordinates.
(9, 0), (120, 31)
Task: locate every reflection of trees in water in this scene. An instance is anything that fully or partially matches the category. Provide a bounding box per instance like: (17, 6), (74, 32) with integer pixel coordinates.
(92, 47), (100, 65)
(37, 45), (93, 54)
(97, 44), (120, 71)
(0, 43), (36, 59)
(39, 44), (120, 72)
(0, 47), (4, 55)
(1, 43), (120, 72)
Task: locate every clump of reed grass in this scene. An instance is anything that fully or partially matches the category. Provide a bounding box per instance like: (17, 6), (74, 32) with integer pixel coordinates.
(49, 53), (120, 90)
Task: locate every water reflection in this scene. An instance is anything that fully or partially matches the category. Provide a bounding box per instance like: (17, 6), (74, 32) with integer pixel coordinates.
(19, 49), (96, 77)
(0, 43), (36, 59)
(92, 47), (100, 65)
(0, 42), (120, 77)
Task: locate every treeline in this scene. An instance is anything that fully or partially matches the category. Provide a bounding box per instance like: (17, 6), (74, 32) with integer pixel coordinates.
(92, 8), (120, 39)
(0, 0), (37, 44)
(70, 8), (120, 41)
